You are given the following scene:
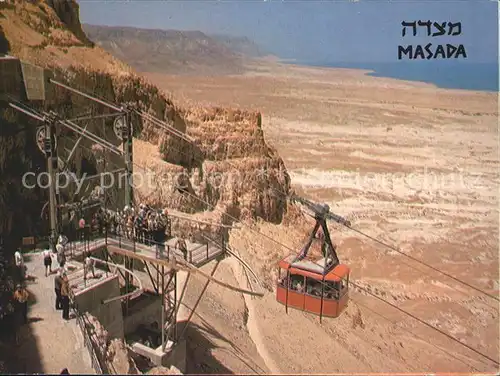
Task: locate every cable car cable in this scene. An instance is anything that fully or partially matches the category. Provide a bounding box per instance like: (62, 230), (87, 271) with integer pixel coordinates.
(129, 157), (499, 367)
(344, 225), (500, 303)
(347, 277), (499, 366)
(326, 220), (498, 311)
(76, 115), (497, 367)
(83, 121), (498, 308)
(134, 138), (499, 307)
(342, 298), (484, 371)
(125, 136), (498, 306)
(270, 186), (499, 304)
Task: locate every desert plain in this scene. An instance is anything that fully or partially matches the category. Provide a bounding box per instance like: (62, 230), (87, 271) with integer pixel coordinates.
(139, 62), (500, 373)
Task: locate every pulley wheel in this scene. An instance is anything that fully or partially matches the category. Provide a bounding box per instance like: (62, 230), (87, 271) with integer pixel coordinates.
(36, 126), (46, 154)
(36, 126), (57, 155)
(114, 117), (125, 140)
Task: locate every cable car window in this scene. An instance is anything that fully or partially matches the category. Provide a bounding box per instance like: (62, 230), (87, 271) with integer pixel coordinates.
(324, 281), (340, 300)
(290, 274), (305, 292)
(305, 278), (322, 297)
(277, 268), (288, 287)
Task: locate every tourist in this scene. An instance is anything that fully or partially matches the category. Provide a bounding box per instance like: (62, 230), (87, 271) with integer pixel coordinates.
(58, 233), (68, 247)
(175, 237), (188, 261)
(54, 272), (62, 310)
(84, 253), (95, 279)
(56, 241), (66, 268)
(13, 284), (29, 325)
(14, 248), (25, 282)
(60, 274), (70, 320)
(60, 368), (70, 374)
(42, 247), (52, 277)
(78, 217), (86, 241)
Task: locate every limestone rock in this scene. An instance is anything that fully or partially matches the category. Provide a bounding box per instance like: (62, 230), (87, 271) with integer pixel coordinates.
(147, 365), (183, 375)
(106, 339), (140, 375)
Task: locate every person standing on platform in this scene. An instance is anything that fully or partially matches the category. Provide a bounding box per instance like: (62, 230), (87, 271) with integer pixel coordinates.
(14, 248), (25, 282)
(78, 217), (86, 241)
(42, 248), (52, 277)
(56, 241), (66, 268)
(175, 237), (188, 261)
(54, 272), (63, 310)
(84, 253), (96, 279)
(60, 274), (70, 320)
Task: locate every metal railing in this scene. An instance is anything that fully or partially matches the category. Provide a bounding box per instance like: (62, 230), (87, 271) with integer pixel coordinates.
(64, 223), (224, 266)
(188, 243), (209, 264)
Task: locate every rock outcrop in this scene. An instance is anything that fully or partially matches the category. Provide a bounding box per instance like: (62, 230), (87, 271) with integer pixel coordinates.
(45, 0), (94, 46)
(138, 107), (290, 223)
(85, 313), (141, 374)
(147, 365), (182, 374)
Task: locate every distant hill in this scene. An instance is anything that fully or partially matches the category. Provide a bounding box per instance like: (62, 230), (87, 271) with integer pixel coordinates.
(209, 34), (267, 58)
(82, 24), (263, 75)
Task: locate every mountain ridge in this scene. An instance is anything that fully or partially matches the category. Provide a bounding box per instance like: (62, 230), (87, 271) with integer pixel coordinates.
(82, 23), (266, 75)
(208, 33), (268, 57)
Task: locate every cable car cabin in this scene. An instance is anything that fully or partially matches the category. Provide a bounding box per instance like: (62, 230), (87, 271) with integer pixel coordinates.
(276, 254), (350, 318)
(277, 195), (352, 319)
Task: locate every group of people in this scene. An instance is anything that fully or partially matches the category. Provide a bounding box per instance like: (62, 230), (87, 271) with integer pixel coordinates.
(10, 233), (71, 342)
(83, 204), (190, 260)
(103, 204), (170, 246)
(278, 275), (342, 299)
(38, 235), (72, 320)
(54, 268), (71, 320)
(11, 248), (72, 373)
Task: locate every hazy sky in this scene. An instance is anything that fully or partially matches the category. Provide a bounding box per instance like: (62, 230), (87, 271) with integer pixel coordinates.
(77, 0), (498, 64)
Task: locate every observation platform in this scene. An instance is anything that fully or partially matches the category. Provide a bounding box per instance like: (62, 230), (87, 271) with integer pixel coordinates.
(65, 234), (225, 268)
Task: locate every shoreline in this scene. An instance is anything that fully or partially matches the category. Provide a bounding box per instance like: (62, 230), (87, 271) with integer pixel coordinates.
(273, 59), (499, 93)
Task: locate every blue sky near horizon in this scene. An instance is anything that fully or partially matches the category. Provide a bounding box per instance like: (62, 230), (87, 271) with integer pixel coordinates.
(77, 0), (498, 64)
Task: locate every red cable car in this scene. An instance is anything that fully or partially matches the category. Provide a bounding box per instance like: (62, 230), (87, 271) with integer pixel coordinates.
(276, 196), (351, 320)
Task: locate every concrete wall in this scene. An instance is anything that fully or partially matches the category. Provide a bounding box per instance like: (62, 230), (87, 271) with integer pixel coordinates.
(74, 275), (124, 339)
(124, 293), (162, 336)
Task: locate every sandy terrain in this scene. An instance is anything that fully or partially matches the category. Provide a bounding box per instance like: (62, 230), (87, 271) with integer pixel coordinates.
(144, 62), (499, 373)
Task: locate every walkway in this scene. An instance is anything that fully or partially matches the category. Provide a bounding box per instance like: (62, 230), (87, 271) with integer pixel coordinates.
(12, 252), (95, 374)
(67, 235), (224, 268)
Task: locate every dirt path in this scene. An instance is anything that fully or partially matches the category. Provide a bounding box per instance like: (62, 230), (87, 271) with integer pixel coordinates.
(13, 252), (95, 374)
(226, 258), (281, 373)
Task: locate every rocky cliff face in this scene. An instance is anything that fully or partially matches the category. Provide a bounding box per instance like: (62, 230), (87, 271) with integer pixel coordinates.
(139, 107), (289, 221)
(0, 0), (291, 246)
(45, 0), (93, 46)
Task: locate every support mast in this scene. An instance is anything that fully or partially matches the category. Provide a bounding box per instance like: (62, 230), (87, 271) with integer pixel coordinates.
(123, 112), (134, 207)
(45, 118), (59, 249)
